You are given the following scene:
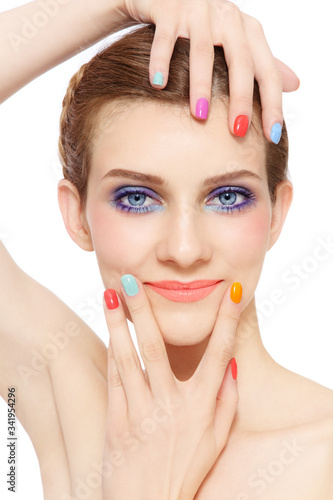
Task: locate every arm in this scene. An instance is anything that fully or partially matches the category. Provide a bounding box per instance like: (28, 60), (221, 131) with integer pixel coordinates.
(0, 0), (135, 103)
(0, 241), (108, 497)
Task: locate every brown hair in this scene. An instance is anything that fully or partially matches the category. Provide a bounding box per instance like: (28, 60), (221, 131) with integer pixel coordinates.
(58, 23), (288, 208)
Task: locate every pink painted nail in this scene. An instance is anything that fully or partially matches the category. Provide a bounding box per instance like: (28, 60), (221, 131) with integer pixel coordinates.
(196, 98), (209, 119)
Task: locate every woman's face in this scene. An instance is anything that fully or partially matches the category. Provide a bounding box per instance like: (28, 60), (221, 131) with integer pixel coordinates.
(84, 100), (272, 345)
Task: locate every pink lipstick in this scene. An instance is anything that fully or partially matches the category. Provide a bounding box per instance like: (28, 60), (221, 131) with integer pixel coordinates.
(144, 280), (223, 303)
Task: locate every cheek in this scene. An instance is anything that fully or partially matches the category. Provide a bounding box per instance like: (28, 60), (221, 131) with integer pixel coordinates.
(219, 210), (271, 270)
(86, 204), (157, 275)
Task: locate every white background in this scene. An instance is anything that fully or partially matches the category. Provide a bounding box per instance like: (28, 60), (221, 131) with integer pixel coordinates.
(0, 0), (332, 497)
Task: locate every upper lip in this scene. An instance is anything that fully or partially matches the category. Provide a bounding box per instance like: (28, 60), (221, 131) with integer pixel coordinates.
(144, 280), (223, 290)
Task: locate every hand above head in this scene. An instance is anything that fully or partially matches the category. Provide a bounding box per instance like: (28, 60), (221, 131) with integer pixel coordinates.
(116, 0), (300, 143)
(102, 276), (242, 500)
(2, 0), (299, 144)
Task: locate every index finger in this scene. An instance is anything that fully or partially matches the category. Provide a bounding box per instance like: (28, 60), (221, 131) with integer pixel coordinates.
(192, 282), (242, 402)
(120, 275), (178, 398)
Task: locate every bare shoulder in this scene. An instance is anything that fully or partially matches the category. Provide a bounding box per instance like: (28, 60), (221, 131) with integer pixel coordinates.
(290, 376), (333, 499)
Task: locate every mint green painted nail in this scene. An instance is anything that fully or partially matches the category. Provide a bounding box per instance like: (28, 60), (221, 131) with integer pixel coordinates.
(121, 274), (139, 296)
(153, 72), (163, 86)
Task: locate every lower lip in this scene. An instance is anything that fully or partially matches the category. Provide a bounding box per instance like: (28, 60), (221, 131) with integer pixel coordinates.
(145, 282), (222, 303)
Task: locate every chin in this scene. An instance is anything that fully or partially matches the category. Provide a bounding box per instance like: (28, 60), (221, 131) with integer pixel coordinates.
(149, 306), (216, 346)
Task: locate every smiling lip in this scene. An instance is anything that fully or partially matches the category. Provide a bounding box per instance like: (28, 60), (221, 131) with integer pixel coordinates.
(144, 280), (223, 303)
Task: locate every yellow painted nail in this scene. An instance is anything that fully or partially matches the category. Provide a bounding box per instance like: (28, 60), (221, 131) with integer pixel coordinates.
(230, 282), (242, 304)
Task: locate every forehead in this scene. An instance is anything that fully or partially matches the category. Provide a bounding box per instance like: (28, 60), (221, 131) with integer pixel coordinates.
(90, 100), (267, 186)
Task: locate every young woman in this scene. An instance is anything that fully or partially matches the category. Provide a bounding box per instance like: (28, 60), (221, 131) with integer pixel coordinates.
(1, 1), (332, 500)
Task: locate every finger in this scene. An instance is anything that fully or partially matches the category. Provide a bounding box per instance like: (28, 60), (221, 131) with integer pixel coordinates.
(216, 5), (255, 136)
(242, 15), (284, 144)
(213, 357), (239, 452)
(193, 282), (242, 404)
(103, 288), (149, 415)
(120, 274), (177, 399)
(188, 13), (215, 121)
(274, 57), (300, 92)
(105, 333), (128, 438)
(149, 18), (177, 90)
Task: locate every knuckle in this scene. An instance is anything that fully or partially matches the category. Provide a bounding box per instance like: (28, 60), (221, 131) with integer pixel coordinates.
(213, 347), (233, 370)
(194, 39), (214, 59)
(243, 14), (264, 35)
(221, 1), (240, 16)
(119, 352), (139, 373)
(108, 315), (125, 330)
(232, 50), (255, 73)
(141, 338), (164, 362)
(154, 28), (174, 47)
(108, 372), (123, 389)
(268, 106), (283, 122)
(231, 93), (253, 110)
(260, 66), (283, 90)
(128, 298), (146, 315)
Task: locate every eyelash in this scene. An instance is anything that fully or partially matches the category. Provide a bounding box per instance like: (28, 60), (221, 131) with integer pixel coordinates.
(109, 185), (257, 214)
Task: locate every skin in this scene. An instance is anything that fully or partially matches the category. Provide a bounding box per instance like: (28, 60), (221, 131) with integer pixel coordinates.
(57, 99), (333, 498)
(59, 99), (291, 385)
(0, 98), (332, 499)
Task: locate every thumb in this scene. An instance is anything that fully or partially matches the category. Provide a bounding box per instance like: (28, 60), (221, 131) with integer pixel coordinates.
(213, 358), (239, 453)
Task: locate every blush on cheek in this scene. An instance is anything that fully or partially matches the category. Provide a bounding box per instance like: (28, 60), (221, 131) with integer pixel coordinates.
(223, 212), (271, 271)
(87, 207), (157, 278)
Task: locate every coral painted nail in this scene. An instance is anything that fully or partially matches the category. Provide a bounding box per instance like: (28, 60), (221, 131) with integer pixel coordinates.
(231, 357), (238, 380)
(230, 282), (242, 304)
(104, 289), (119, 310)
(234, 115), (249, 137)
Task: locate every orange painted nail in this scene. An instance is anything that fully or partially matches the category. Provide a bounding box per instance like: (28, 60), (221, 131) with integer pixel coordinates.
(231, 357), (237, 380)
(230, 282), (242, 303)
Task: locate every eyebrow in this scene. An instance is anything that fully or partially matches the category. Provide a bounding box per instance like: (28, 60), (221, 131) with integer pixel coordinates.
(101, 168), (263, 187)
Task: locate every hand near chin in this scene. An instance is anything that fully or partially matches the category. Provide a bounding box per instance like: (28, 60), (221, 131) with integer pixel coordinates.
(101, 275), (241, 500)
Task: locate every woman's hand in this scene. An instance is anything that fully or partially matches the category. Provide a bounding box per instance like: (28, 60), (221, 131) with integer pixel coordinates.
(101, 276), (242, 500)
(114, 0), (300, 143)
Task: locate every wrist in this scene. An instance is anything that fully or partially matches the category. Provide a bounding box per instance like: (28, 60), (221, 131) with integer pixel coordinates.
(86, 0), (137, 37)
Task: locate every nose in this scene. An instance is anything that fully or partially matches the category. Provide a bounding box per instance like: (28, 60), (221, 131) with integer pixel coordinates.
(155, 205), (212, 268)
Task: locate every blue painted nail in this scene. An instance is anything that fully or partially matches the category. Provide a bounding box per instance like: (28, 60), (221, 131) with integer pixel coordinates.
(153, 72), (163, 86)
(271, 123), (282, 144)
(121, 274), (139, 296)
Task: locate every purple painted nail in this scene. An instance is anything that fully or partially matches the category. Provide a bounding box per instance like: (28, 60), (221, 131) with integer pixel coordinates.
(196, 98), (209, 119)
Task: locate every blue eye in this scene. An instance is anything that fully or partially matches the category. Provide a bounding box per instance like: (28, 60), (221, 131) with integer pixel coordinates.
(205, 186), (256, 214)
(109, 185), (256, 214)
(109, 186), (164, 214)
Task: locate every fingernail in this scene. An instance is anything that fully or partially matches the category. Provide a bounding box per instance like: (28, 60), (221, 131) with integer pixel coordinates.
(104, 289), (119, 310)
(234, 115), (249, 137)
(231, 357), (238, 380)
(153, 72), (163, 86)
(230, 282), (242, 304)
(270, 122), (282, 144)
(196, 97), (209, 119)
(121, 274), (139, 296)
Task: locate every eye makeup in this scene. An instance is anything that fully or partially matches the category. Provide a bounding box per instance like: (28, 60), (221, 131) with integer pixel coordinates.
(108, 184), (257, 215)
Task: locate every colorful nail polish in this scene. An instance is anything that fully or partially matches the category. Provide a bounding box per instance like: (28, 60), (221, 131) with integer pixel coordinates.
(153, 72), (163, 86)
(230, 282), (242, 304)
(234, 115), (249, 137)
(270, 122), (282, 144)
(231, 357), (237, 380)
(121, 274), (139, 296)
(196, 98), (209, 119)
(104, 289), (119, 310)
